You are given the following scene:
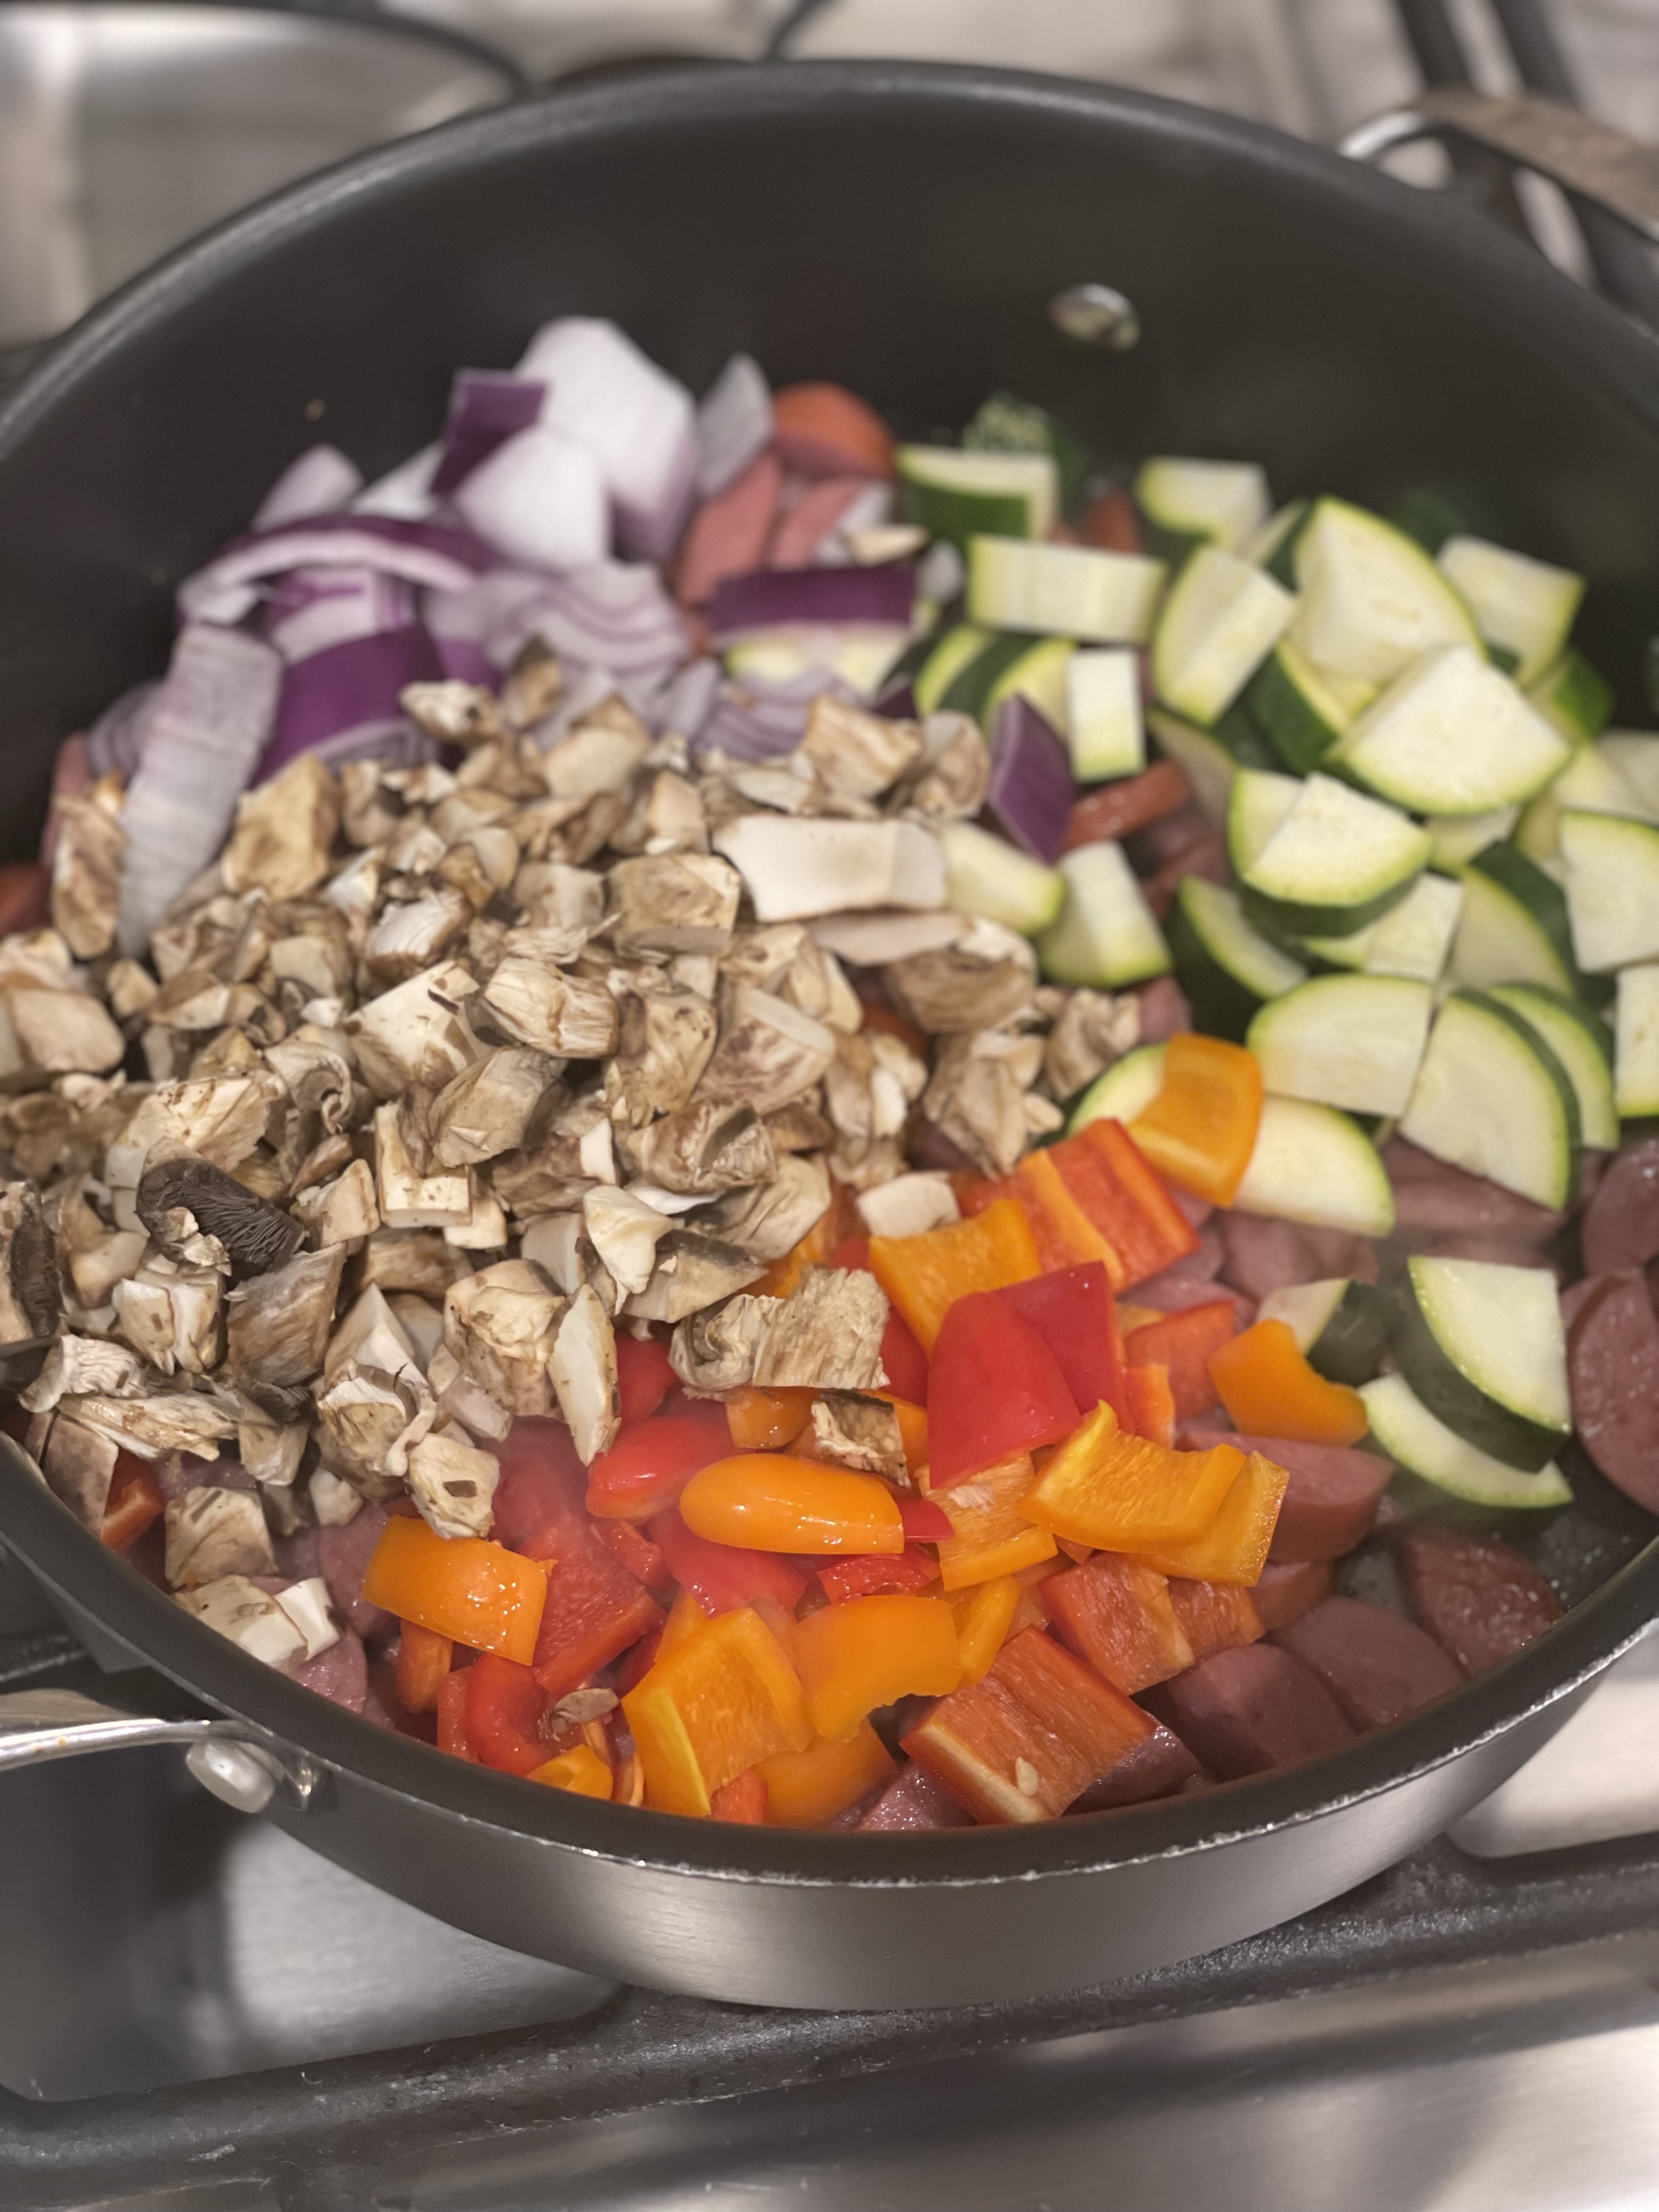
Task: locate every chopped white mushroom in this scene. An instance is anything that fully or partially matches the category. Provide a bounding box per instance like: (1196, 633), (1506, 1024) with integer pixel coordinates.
(776, 938), (862, 1034)
(347, 961), (479, 1098)
(443, 1259), (563, 1417)
(518, 1211), (588, 1296)
(541, 711), (652, 802)
(809, 1391), (908, 1482)
(66, 1392), (239, 1461)
(313, 1362), (434, 1497)
(176, 1576), (308, 1669)
(238, 1414), (307, 1490)
(482, 961), (618, 1058)
(51, 777), (126, 960)
(605, 988), (718, 1127)
(607, 854), (742, 955)
(856, 1172), (961, 1240)
(0, 989), (126, 1081)
(106, 1071), (284, 1197)
(222, 755), (341, 903)
(885, 919), (1038, 1034)
(273, 1576), (341, 1660)
(1042, 988), (1140, 1100)
(627, 1100), (776, 1195)
(796, 695), (924, 799)
(406, 1428), (501, 1539)
(165, 1483), (278, 1588)
(923, 1031), (1036, 1177)
(444, 1189), (509, 1250)
(309, 1465), (364, 1527)
(426, 1340), (513, 1440)
(362, 888), (472, 986)
(669, 1293), (779, 1392)
(225, 1244), (348, 1423)
(293, 1158), (381, 1246)
(22, 1333), (143, 1413)
(713, 816), (945, 922)
(808, 909), (964, 966)
(40, 1415), (120, 1532)
(430, 1048), (552, 1167)
(548, 1282), (619, 1463)
(904, 711), (992, 821)
(628, 1229), (766, 1324)
(582, 1184), (672, 1296)
(0, 1181), (61, 1350)
(692, 987), (835, 1116)
(750, 1265), (889, 1391)
(704, 1153), (831, 1262)
(374, 1101), (472, 1229)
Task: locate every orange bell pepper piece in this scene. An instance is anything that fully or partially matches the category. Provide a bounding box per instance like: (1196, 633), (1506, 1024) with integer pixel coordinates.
(934, 1451), (1057, 1590)
(1168, 1577), (1265, 1662)
(623, 1605), (812, 1817)
(758, 1721), (896, 1826)
(948, 1573), (1022, 1683)
(1129, 1032), (1264, 1206)
(679, 1454), (904, 1555)
(1125, 1299), (1239, 1421)
(394, 1621), (453, 1714)
(99, 1454), (165, 1553)
(1137, 1451), (1290, 1585)
(710, 1769), (770, 1823)
(725, 1386), (815, 1452)
(1208, 1318), (1369, 1446)
(529, 1742), (613, 1799)
(1014, 1149), (1125, 1276)
(658, 1584), (712, 1664)
(362, 1516), (547, 1665)
(1035, 1120), (1200, 1290)
(1043, 1552), (1194, 1694)
(436, 1670), (473, 1759)
(790, 1592), (963, 1741)
(1019, 1402), (1243, 1555)
(1122, 1362), (1177, 1448)
(869, 1195), (1041, 1353)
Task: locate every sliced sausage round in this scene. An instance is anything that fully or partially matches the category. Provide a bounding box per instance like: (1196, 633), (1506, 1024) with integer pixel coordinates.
(1251, 1558), (1335, 1632)
(857, 1761), (973, 1832)
(1183, 1427), (1393, 1560)
(317, 1503), (394, 1644)
(1394, 1523), (1562, 1677)
(1069, 1723), (1203, 1812)
(1217, 1213), (1379, 1301)
(1568, 1271), (1659, 1512)
(291, 1626), (368, 1714)
(1270, 1596), (1463, 1731)
(1581, 1137), (1659, 1277)
(1160, 1644), (1355, 1778)
(1135, 974), (1192, 1043)
(1383, 1138), (1566, 1245)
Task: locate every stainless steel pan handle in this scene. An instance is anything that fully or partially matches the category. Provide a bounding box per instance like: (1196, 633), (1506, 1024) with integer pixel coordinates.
(0, 1686), (323, 1813)
(1342, 86), (1659, 244)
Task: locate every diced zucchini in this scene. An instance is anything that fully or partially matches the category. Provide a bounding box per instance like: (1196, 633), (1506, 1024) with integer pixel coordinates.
(1065, 648), (1144, 781)
(1036, 842), (1171, 988)
(897, 447), (1058, 549)
(1151, 545), (1295, 726)
(724, 629), (909, 697)
(962, 392), (1087, 513)
(1515, 741), (1654, 870)
(1167, 877), (1306, 1042)
(967, 535), (1167, 645)
(912, 624), (992, 715)
(1248, 973), (1434, 1117)
(1068, 1041), (1166, 1133)
(1245, 499), (1310, 582)
(1210, 700), (1282, 770)
(1333, 645), (1570, 817)
(1258, 1277), (1390, 1386)
(1448, 843), (1577, 995)
(1426, 809), (1520, 872)
(1246, 638), (1373, 775)
(1237, 772), (1431, 940)
(1596, 731), (1659, 815)
(1398, 990), (1578, 1210)
(1300, 871), (1463, 984)
(1559, 808), (1659, 973)
(1289, 497), (1482, 685)
(1144, 709), (1234, 829)
(939, 820), (1065, 936)
(1227, 767), (1304, 877)
(1133, 457), (1271, 556)
(1527, 647), (1613, 743)
(1360, 1371), (1572, 1516)
(1487, 983), (1618, 1151)
(1615, 963), (1659, 1119)
(983, 636), (1075, 735)
(1232, 1096), (1395, 1238)
(1393, 1255), (1571, 1471)
(1437, 536), (1584, 689)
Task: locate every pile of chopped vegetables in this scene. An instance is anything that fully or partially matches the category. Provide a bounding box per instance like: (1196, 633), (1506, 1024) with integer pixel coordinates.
(6, 318), (1658, 1829)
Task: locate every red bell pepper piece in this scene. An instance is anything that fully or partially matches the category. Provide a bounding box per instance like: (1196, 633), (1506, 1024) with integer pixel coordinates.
(592, 1515), (672, 1595)
(1167, 1577), (1263, 1663)
(898, 1494), (954, 1542)
(436, 1669), (474, 1760)
(615, 1623), (664, 1697)
(1041, 1121), (1199, 1290)
(826, 1233), (871, 1272)
(998, 1262), (1127, 1420)
(584, 1412), (731, 1524)
(709, 1769), (770, 1824)
(465, 1652), (550, 1776)
(1124, 1299), (1239, 1421)
(616, 1334), (676, 1429)
(1124, 1363), (1177, 1449)
(490, 1418), (588, 1553)
(817, 1544), (940, 1604)
(926, 1289), (1080, 1489)
(651, 1507), (809, 1615)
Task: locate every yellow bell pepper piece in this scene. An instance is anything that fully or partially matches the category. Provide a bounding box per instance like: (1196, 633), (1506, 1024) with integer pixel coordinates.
(529, 1743), (613, 1799)
(1136, 1451), (1291, 1585)
(869, 1195), (1042, 1353)
(623, 1605), (812, 1818)
(360, 1515), (546, 1665)
(758, 1721), (897, 1826)
(948, 1575), (1022, 1683)
(935, 1451), (1057, 1590)
(657, 1584), (712, 1665)
(790, 1593), (962, 1742)
(1019, 1401), (1244, 1555)
(1128, 1031), (1263, 1207)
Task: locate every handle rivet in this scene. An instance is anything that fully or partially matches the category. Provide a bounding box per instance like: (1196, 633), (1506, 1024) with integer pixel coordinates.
(187, 1738), (279, 1815)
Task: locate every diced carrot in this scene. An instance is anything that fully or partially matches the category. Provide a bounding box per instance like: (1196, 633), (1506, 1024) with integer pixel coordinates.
(1125, 1300), (1238, 1421)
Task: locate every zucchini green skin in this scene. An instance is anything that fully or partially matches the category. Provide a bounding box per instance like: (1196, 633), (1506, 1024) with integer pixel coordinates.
(1528, 648), (1613, 743)
(939, 631), (1039, 723)
(1468, 843), (1613, 1011)
(1307, 1281), (1390, 1386)
(1246, 647), (1338, 775)
(1260, 502), (1312, 587)
(1389, 1277), (1567, 1472)
(1166, 893), (1265, 1042)
(1240, 874), (1418, 944)
(1462, 988), (1584, 1156)
(1381, 1466), (1572, 1533)
(899, 480), (1030, 552)
(1211, 699), (1282, 771)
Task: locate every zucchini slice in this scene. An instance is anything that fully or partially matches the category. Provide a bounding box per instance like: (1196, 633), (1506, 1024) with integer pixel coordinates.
(1393, 1255), (1571, 1470)
(982, 636), (1075, 736)
(1036, 843), (1171, 988)
(1248, 973), (1434, 1118)
(1245, 499), (1311, 583)
(1167, 877), (1306, 1042)
(1065, 648), (1143, 781)
(1360, 1371), (1573, 1517)
(1134, 456), (1272, 555)
(1226, 768), (1302, 877)
(1596, 731), (1659, 815)
(1559, 808), (1659, 973)
(1289, 497), (1482, 685)
(1246, 637), (1373, 775)
(1237, 772), (1431, 940)
(1068, 1041), (1166, 1134)
(1334, 645), (1570, 817)
(1436, 535), (1584, 688)
(1527, 646), (1613, 743)
(913, 624), (993, 715)
(1257, 1276), (1390, 1386)
(1146, 709), (1236, 828)
(1398, 990), (1578, 1210)
(1448, 843), (1577, 995)
(897, 447), (1058, 549)
(967, 535), (1167, 645)
(1426, 809), (1520, 872)
(1300, 870), (1463, 984)
(1486, 983), (1618, 1151)
(1515, 741), (1655, 870)
(939, 821), (1065, 936)
(1150, 545), (1295, 726)
(1233, 1096), (1395, 1237)
(1615, 962), (1659, 1119)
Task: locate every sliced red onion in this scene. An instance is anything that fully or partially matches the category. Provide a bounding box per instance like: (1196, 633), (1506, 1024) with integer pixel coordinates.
(86, 680), (160, 777)
(872, 678), (918, 721)
(697, 353), (772, 497)
(352, 443), (441, 521)
(434, 634), (499, 687)
(259, 624), (444, 780)
(423, 567), (551, 672)
(452, 426), (610, 573)
(430, 372), (546, 497)
(118, 624), (283, 952)
(693, 668), (852, 764)
(708, 562), (916, 642)
(253, 443), (364, 531)
(987, 695), (1076, 865)
(177, 512), (495, 622)
(517, 318), (696, 562)
(646, 656), (721, 742)
(264, 565), (416, 663)
(478, 562), (691, 681)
